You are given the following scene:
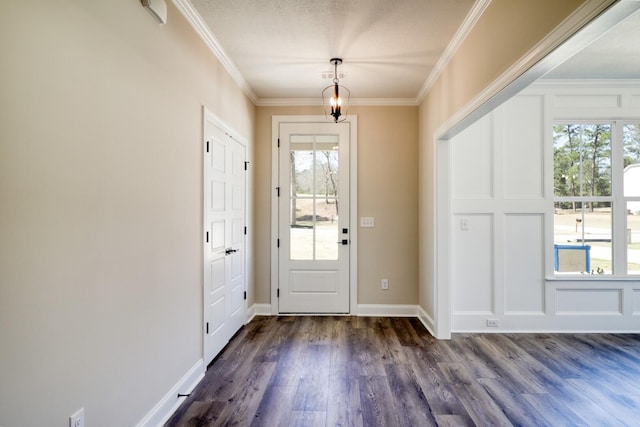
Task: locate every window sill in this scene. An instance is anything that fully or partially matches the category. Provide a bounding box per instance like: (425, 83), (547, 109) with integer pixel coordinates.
(546, 275), (640, 282)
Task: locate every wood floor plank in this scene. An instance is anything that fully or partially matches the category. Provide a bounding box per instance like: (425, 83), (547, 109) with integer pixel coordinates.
(388, 317), (422, 347)
(521, 392), (590, 427)
(566, 377), (640, 425)
(467, 335), (547, 394)
(358, 375), (402, 427)
(438, 362), (513, 426)
(434, 414), (475, 427)
(288, 410), (326, 427)
(384, 363), (437, 426)
(404, 347), (474, 422)
(292, 344), (331, 411)
(489, 334), (568, 390)
(208, 361), (276, 426)
(372, 317), (411, 365)
(476, 377), (553, 427)
(165, 317), (640, 427)
(168, 400), (227, 427)
(329, 316), (352, 365)
(250, 385), (296, 427)
(347, 326), (386, 377)
(447, 334), (501, 379)
(268, 332), (309, 387)
(505, 334), (587, 380)
(326, 362), (363, 427)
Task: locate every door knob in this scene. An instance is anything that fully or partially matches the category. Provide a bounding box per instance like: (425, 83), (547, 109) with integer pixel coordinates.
(225, 248), (239, 255)
(336, 239), (349, 245)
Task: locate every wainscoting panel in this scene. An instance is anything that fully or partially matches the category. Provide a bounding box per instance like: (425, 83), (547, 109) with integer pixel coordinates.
(502, 95), (544, 200)
(555, 289), (622, 315)
(633, 289), (640, 315)
(554, 94), (621, 109)
(504, 214), (544, 314)
(451, 115), (493, 200)
(452, 214), (494, 314)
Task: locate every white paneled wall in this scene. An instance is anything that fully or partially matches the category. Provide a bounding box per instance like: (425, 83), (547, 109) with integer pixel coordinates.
(501, 96), (545, 200)
(503, 214), (544, 314)
(452, 214), (493, 314)
(449, 81), (640, 332)
(452, 115), (493, 200)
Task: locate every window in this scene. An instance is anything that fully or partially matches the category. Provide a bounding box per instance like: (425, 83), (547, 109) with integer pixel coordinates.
(553, 122), (640, 276)
(623, 123), (640, 274)
(289, 134), (340, 261)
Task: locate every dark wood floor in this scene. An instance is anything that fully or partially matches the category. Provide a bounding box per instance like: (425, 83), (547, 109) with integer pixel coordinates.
(165, 316), (640, 426)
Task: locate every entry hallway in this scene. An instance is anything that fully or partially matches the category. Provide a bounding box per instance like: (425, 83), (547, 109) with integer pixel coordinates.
(165, 316), (640, 426)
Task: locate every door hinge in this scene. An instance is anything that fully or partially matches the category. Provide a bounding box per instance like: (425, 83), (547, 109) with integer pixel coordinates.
(244, 161), (249, 171)
(277, 238), (280, 248)
(244, 291), (247, 300)
(206, 140), (210, 153)
(244, 226), (247, 235)
(206, 322), (209, 334)
(277, 138), (280, 148)
(277, 288), (280, 298)
(276, 187), (280, 197)
(206, 231), (209, 243)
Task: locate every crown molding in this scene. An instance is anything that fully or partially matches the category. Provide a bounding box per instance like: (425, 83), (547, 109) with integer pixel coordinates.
(417, 0), (492, 104)
(437, 0), (627, 140)
(171, 0), (258, 104)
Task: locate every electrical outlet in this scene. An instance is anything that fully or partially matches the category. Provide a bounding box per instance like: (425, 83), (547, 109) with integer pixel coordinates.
(486, 319), (500, 327)
(381, 279), (389, 290)
(70, 408), (84, 427)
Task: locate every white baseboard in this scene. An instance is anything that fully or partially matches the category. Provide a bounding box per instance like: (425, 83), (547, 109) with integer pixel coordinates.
(417, 305), (436, 337)
(247, 303), (272, 323)
(356, 304), (418, 317)
(136, 359), (205, 427)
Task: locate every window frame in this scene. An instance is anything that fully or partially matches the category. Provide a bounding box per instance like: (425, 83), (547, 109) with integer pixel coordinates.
(551, 120), (640, 278)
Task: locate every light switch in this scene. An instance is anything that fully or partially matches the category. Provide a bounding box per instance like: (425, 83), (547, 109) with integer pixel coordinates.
(360, 217), (375, 228)
(460, 218), (469, 231)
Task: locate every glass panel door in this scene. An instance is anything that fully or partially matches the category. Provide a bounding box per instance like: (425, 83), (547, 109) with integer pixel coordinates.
(278, 121), (350, 314)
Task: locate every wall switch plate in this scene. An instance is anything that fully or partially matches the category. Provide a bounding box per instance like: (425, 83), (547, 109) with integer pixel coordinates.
(360, 217), (375, 228)
(70, 408), (84, 427)
(381, 279), (389, 290)
(486, 319), (499, 327)
(460, 218), (469, 231)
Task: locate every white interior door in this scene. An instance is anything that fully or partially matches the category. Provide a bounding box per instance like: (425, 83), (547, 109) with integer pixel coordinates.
(278, 122), (350, 313)
(203, 117), (246, 365)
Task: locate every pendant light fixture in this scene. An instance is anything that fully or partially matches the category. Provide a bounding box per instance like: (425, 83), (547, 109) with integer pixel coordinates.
(322, 58), (350, 123)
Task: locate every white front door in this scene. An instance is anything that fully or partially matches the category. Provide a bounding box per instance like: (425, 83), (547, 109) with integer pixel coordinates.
(203, 116), (246, 365)
(278, 122), (350, 313)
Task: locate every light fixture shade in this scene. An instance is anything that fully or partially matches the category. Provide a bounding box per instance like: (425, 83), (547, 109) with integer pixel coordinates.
(322, 58), (349, 123)
(322, 83), (350, 123)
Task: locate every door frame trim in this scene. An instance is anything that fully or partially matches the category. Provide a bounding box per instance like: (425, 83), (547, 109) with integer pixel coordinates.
(271, 115), (358, 315)
(202, 107), (249, 363)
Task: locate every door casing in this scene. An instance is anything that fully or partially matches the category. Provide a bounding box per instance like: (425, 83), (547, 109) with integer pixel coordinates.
(271, 115), (358, 315)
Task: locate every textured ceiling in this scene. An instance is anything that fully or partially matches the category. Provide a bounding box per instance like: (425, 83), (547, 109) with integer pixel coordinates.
(183, 1), (640, 104)
(188, 0), (476, 102)
(544, 8), (640, 80)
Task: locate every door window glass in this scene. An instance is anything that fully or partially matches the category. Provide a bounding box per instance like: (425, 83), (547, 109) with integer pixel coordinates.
(289, 134), (339, 260)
